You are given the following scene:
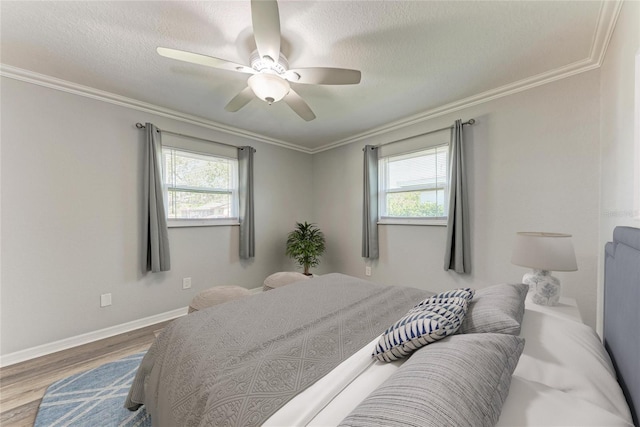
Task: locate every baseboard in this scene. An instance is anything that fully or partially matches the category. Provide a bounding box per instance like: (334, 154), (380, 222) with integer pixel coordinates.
(0, 307), (188, 367)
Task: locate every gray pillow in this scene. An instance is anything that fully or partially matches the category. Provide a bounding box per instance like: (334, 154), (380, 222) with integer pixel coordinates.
(459, 283), (528, 335)
(339, 333), (525, 427)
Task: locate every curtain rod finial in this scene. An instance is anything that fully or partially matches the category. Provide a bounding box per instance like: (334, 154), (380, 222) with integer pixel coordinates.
(136, 123), (145, 129)
(468, 119), (475, 125)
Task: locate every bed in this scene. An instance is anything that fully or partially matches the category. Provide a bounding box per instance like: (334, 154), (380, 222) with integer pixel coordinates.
(605, 226), (640, 426)
(126, 226), (639, 426)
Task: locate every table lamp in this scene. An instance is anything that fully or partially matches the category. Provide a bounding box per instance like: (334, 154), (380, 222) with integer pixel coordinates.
(511, 232), (578, 306)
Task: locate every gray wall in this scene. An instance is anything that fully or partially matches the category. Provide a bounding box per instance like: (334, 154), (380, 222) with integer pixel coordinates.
(313, 70), (602, 328)
(0, 77), (312, 355)
(3, 1), (637, 356)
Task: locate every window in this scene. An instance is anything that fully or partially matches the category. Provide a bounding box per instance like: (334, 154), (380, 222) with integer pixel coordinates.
(162, 147), (239, 226)
(379, 144), (448, 224)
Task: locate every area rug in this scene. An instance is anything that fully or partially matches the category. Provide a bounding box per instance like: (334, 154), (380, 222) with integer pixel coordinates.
(34, 352), (151, 427)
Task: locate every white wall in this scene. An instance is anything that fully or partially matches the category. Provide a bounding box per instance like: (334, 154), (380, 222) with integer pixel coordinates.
(313, 70), (602, 328)
(598, 1), (640, 334)
(0, 77), (313, 356)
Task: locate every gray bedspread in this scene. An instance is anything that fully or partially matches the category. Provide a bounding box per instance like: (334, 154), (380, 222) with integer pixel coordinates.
(125, 273), (430, 427)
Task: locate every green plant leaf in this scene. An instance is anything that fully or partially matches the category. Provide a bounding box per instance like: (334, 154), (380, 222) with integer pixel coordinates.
(285, 222), (326, 274)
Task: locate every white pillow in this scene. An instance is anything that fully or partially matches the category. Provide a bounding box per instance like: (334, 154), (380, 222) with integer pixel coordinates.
(262, 271), (310, 291)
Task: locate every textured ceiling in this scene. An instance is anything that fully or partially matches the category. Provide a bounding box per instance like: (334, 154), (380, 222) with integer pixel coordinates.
(0, 1), (617, 152)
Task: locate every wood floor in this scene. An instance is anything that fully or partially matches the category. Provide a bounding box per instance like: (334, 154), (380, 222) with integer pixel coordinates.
(0, 320), (171, 427)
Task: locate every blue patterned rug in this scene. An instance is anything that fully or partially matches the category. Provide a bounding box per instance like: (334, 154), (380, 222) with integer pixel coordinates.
(34, 352), (151, 427)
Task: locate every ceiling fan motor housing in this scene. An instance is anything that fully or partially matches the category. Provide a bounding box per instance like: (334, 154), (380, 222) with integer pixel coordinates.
(250, 50), (289, 75)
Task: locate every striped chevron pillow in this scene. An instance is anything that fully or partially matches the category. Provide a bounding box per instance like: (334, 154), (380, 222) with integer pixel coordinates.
(412, 287), (475, 310)
(373, 298), (469, 362)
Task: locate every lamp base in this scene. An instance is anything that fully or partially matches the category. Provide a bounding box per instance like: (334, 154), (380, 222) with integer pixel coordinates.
(522, 269), (561, 306)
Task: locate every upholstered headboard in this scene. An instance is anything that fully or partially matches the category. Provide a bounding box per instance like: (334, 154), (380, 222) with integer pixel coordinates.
(604, 226), (640, 426)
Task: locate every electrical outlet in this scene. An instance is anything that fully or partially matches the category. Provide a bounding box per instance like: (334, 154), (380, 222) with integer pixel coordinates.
(365, 266), (372, 276)
(100, 293), (112, 307)
(182, 277), (192, 290)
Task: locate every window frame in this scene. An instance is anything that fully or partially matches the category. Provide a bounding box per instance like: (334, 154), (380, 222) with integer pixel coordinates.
(162, 146), (240, 228)
(378, 143), (449, 227)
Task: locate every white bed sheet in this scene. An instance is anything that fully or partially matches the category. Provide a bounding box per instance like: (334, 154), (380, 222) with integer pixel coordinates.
(264, 296), (634, 426)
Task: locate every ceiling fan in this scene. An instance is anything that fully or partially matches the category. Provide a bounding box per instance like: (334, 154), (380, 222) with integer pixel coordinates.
(157, 0), (361, 121)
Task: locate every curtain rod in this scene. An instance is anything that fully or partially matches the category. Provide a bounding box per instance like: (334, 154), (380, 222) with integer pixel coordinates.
(135, 123), (253, 151)
(375, 119), (475, 148)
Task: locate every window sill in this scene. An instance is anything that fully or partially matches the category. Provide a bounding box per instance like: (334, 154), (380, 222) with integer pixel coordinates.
(168, 219), (240, 228)
(378, 218), (447, 226)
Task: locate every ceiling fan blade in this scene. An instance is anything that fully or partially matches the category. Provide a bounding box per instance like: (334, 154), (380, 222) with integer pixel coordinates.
(251, 0), (281, 63)
(157, 47), (254, 74)
(283, 89), (316, 121)
(225, 87), (255, 112)
(286, 67), (362, 85)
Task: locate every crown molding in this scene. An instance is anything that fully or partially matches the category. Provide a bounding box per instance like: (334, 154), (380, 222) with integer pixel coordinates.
(589, 0), (623, 66)
(311, 58), (599, 153)
(0, 64), (314, 154)
(1, 0), (622, 156)
(310, 0), (623, 154)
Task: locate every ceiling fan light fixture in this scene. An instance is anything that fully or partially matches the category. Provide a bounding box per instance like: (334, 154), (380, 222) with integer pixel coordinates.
(248, 73), (290, 105)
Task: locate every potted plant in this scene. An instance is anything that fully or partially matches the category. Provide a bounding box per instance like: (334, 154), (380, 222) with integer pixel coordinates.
(286, 222), (326, 276)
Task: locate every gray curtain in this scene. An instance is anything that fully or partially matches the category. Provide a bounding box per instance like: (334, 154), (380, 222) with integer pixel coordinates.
(238, 146), (255, 259)
(444, 119), (471, 273)
(362, 145), (379, 259)
(143, 123), (171, 272)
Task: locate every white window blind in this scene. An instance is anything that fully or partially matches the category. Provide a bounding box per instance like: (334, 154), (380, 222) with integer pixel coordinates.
(162, 147), (239, 226)
(379, 144), (449, 223)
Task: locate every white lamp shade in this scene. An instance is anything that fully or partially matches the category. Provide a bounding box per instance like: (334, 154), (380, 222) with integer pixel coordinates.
(248, 73), (290, 104)
(511, 232), (578, 272)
